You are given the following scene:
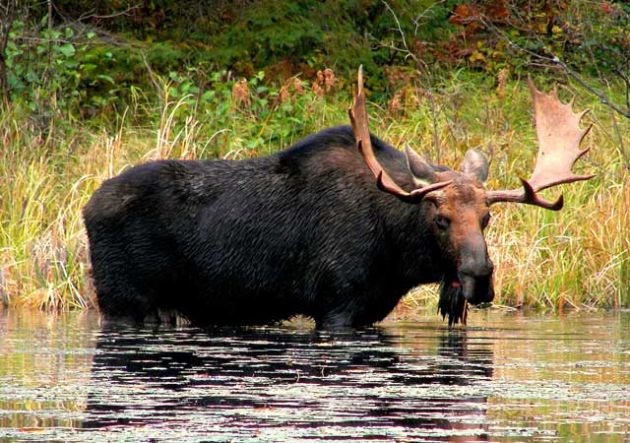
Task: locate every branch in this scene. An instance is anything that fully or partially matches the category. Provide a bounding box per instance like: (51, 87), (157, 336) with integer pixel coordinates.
(381, 0), (422, 69)
(0, 0), (19, 105)
(558, 58), (630, 119)
(412, 0), (447, 36)
(612, 67), (629, 112)
(77, 3), (142, 21)
(380, 0), (444, 159)
(479, 16), (630, 120)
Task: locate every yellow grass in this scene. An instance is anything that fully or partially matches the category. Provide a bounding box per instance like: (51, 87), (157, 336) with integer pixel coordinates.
(1, 74), (628, 312)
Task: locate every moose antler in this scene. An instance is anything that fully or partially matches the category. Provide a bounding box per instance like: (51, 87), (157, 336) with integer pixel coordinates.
(349, 66), (452, 203)
(487, 79), (594, 210)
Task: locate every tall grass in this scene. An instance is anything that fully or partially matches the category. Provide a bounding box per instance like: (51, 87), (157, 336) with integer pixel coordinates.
(1, 71), (628, 313)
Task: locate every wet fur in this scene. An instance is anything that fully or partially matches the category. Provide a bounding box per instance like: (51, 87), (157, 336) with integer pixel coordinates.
(438, 281), (467, 327)
(84, 126), (458, 328)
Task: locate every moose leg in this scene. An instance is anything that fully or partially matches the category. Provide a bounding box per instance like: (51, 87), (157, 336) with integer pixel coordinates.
(309, 269), (361, 329)
(316, 290), (383, 329)
(96, 288), (155, 323)
(316, 309), (356, 330)
(89, 242), (160, 323)
(91, 258), (158, 323)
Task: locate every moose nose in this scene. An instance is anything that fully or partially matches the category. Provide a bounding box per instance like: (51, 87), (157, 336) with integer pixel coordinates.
(459, 261), (494, 279)
(457, 235), (494, 279)
(459, 261), (495, 304)
(458, 246), (494, 277)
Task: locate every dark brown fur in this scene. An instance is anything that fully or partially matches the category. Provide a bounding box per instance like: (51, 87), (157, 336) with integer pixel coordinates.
(83, 126), (494, 328)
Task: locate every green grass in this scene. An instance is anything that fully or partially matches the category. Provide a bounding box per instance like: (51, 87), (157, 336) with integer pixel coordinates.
(1, 71), (628, 313)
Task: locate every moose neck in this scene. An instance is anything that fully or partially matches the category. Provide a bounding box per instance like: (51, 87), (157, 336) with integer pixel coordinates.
(381, 198), (444, 287)
(357, 139), (444, 288)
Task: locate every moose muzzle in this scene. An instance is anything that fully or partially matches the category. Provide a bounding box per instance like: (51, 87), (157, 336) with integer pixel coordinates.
(457, 237), (495, 305)
(438, 237), (495, 326)
(459, 267), (494, 305)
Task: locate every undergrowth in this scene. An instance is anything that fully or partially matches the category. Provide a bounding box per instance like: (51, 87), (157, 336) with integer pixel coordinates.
(0, 70), (628, 314)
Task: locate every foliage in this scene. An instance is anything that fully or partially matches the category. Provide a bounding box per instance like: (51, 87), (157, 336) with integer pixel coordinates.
(4, 16), (197, 119)
(2, 1), (628, 117)
(14, 0), (460, 95)
(443, 1), (629, 78)
(6, 19), (113, 118)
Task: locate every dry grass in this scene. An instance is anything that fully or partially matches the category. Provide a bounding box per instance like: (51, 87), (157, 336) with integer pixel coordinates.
(1, 73), (628, 312)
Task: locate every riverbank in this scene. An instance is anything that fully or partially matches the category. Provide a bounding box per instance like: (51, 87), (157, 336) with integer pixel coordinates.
(1, 72), (628, 311)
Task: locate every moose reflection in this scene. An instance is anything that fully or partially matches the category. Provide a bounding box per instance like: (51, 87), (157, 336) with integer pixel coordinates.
(83, 323), (493, 440)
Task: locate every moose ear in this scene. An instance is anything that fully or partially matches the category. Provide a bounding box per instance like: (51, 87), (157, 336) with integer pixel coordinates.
(405, 145), (437, 187)
(461, 149), (489, 182)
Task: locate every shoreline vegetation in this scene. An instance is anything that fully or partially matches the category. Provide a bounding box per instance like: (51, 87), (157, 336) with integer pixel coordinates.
(1, 70), (628, 314)
(1, 1), (628, 315)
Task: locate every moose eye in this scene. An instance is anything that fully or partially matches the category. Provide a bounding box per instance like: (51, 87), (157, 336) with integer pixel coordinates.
(434, 215), (450, 230)
(481, 213), (491, 229)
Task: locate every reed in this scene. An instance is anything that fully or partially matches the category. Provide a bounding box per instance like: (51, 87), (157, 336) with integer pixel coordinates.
(1, 72), (628, 313)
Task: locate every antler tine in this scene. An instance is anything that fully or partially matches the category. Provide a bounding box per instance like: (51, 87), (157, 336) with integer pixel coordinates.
(349, 66), (451, 203)
(487, 79), (595, 210)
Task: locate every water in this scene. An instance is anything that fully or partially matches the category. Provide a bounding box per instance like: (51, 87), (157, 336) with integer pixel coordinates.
(0, 310), (629, 442)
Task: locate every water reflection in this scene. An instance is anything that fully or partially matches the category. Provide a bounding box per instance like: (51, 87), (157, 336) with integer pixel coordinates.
(2, 311), (630, 442)
(82, 322), (493, 441)
(388, 332), (493, 440)
(0, 311), (98, 433)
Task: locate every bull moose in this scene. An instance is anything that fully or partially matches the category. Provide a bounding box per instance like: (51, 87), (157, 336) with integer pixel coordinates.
(83, 68), (593, 328)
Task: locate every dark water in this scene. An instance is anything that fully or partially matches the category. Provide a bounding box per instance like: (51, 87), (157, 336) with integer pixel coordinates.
(0, 311), (629, 442)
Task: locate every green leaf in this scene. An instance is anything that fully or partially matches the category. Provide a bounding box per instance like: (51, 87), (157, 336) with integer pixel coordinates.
(58, 43), (76, 58)
(201, 90), (215, 102)
(96, 74), (115, 85)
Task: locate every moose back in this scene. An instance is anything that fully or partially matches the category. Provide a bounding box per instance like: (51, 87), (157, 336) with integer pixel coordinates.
(83, 69), (593, 328)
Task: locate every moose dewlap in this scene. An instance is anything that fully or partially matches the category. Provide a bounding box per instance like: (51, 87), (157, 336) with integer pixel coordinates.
(83, 68), (594, 328)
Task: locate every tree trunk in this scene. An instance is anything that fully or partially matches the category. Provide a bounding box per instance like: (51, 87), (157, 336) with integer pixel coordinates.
(0, 0), (18, 106)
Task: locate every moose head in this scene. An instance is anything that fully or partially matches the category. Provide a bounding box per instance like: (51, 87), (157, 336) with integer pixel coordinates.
(349, 67), (594, 325)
